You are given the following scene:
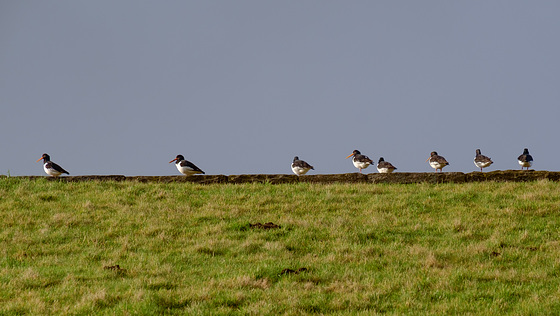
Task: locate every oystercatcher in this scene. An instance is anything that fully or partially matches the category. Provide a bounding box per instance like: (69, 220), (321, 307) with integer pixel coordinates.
(376, 157), (397, 173)
(474, 149), (493, 172)
(291, 156), (314, 176)
(427, 151), (449, 173)
(518, 148), (533, 170)
(169, 155), (205, 175)
(346, 150), (373, 173)
(36, 153), (69, 177)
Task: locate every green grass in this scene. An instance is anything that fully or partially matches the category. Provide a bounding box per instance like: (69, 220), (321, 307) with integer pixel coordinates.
(1, 179), (560, 315)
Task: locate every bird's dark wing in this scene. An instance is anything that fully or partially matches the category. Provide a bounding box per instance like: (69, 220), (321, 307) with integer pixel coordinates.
(378, 161), (396, 169)
(436, 156), (449, 165)
(293, 159), (314, 170)
(356, 154), (373, 164)
(180, 160), (205, 174)
(518, 154), (532, 162)
(48, 162), (69, 174)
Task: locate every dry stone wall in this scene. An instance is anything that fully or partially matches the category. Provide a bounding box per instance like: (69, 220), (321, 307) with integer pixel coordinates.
(6, 170), (560, 184)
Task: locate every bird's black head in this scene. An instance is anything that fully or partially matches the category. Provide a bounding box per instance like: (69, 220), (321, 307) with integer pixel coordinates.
(37, 153), (50, 163)
(476, 149), (482, 155)
(523, 148), (530, 154)
(293, 156), (299, 162)
(346, 150), (362, 159)
(430, 151), (438, 156)
(378, 157), (385, 163)
(169, 154), (185, 164)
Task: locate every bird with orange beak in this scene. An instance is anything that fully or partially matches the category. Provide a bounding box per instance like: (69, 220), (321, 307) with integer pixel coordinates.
(37, 153), (69, 177)
(169, 154), (205, 175)
(346, 149), (373, 173)
(426, 151), (449, 173)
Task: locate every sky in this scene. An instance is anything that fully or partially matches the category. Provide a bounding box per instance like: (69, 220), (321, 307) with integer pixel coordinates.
(1, 1), (559, 176)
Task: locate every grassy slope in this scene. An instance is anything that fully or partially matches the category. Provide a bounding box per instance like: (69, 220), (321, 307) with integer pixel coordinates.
(1, 179), (560, 315)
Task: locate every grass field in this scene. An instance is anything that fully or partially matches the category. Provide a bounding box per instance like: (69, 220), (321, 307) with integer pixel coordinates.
(1, 178), (560, 315)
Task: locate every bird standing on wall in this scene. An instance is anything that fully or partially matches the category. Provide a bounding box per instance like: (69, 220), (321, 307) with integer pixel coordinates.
(346, 150), (373, 173)
(474, 149), (493, 172)
(427, 151), (449, 173)
(376, 157), (397, 173)
(518, 148), (533, 170)
(169, 155), (205, 175)
(291, 156), (314, 176)
(36, 153), (69, 177)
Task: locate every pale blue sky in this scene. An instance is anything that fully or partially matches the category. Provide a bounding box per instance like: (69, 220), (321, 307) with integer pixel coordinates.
(1, 1), (559, 175)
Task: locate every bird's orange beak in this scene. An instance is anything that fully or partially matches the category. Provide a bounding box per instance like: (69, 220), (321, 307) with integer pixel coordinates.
(346, 153), (354, 159)
(169, 158), (177, 163)
(36, 157), (43, 162)
(426, 157), (430, 162)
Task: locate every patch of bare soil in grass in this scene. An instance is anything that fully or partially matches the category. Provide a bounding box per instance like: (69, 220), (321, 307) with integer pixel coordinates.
(249, 222), (281, 229)
(103, 264), (127, 276)
(281, 267), (308, 275)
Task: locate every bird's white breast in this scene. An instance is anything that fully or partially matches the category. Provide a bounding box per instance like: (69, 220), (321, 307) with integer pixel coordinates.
(429, 161), (445, 169)
(44, 164), (62, 177)
(353, 160), (371, 170)
(518, 160), (532, 168)
(291, 165), (310, 176)
(474, 160), (492, 169)
(377, 167), (394, 173)
(176, 163), (199, 175)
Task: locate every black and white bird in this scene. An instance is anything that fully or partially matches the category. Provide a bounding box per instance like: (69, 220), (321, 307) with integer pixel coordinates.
(346, 150), (373, 173)
(291, 156), (314, 176)
(169, 154), (205, 175)
(518, 148), (533, 170)
(36, 153), (69, 177)
(426, 151), (449, 173)
(474, 149), (493, 172)
(376, 157), (397, 173)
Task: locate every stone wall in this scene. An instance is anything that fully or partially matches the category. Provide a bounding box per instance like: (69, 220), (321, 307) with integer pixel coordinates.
(5, 170), (560, 184)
